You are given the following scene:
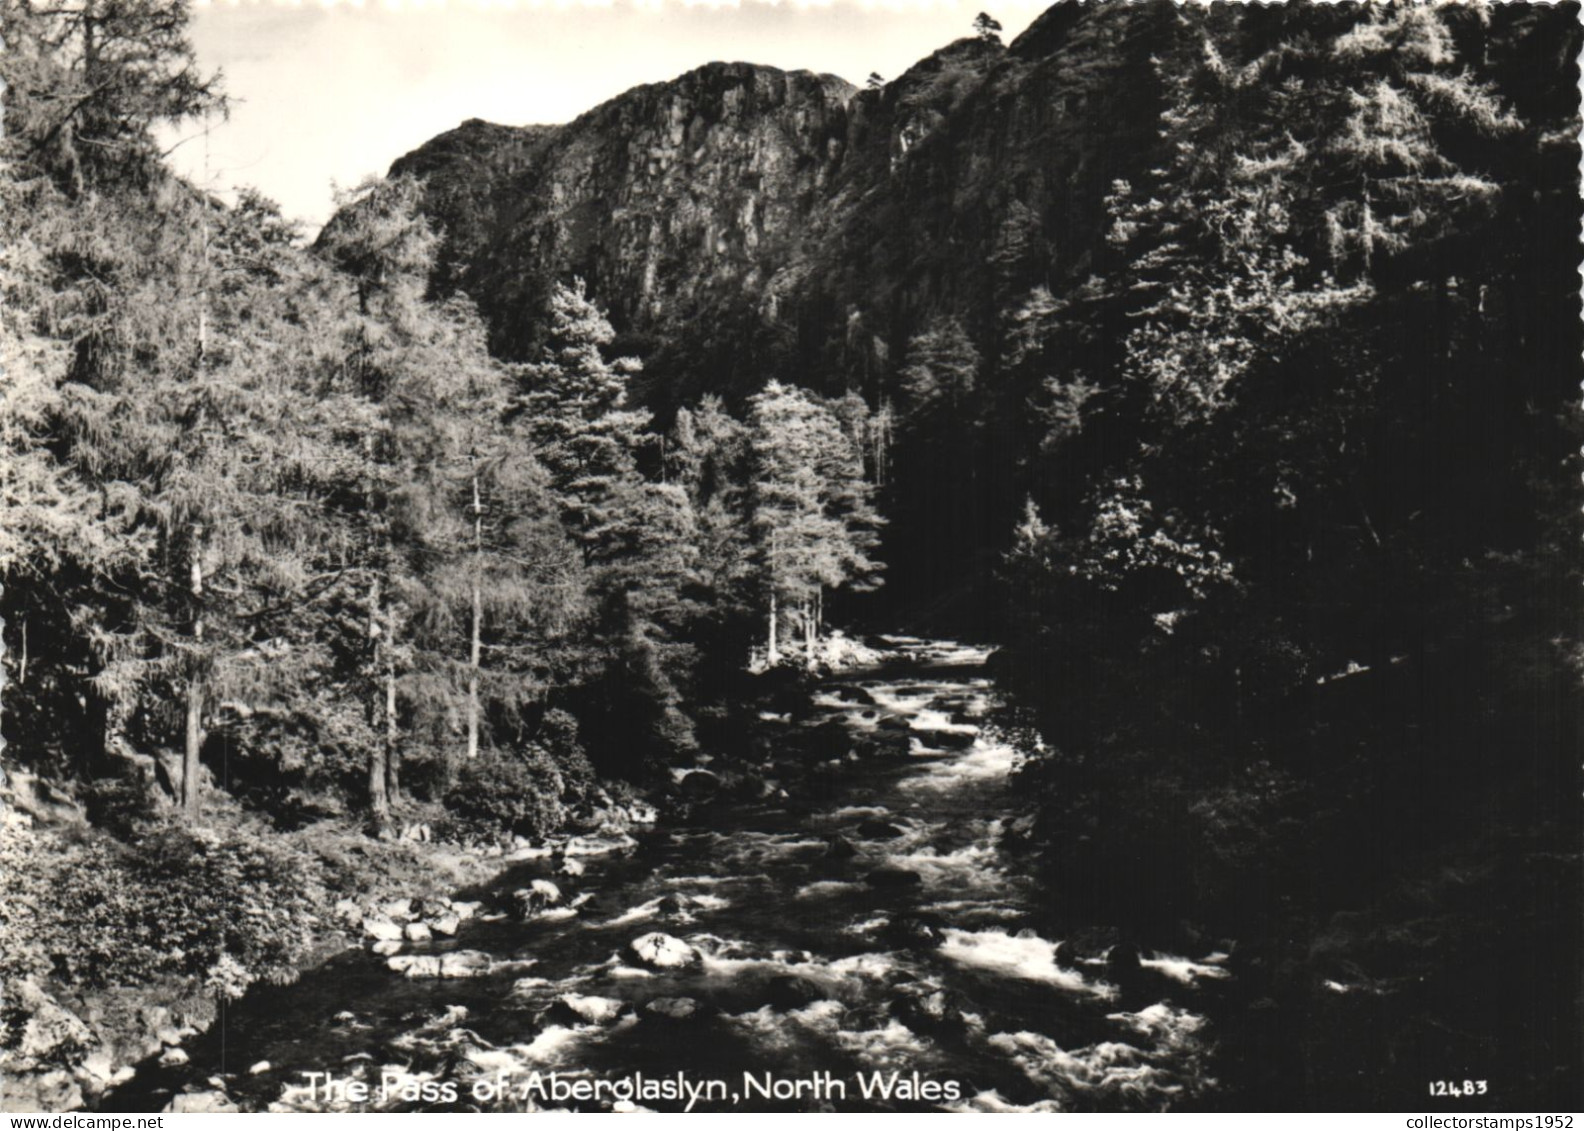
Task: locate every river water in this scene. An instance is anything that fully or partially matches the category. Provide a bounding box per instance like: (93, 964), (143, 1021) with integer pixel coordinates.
(115, 637), (1230, 1113)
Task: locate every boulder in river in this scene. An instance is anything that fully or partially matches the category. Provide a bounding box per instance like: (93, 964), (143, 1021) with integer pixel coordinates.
(381, 898), (417, 922)
(910, 728), (976, 751)
(370, 940), (402, 957)
(565, 832), (639, 857)
(630, 932), (701, 970)
(864, 867), (924, 889)
(387, 955), (442, 979)
(439, 951), (495, 979)
(403, 922), (431, 943)
(890, 982), (974, 1037)
(1001, 814), (1038, 851)
(824, 834), (859, 860)
(856, 818), (906, 840)
(429, 913), (460, 937)
(1107, 940), (1141, 976)
(656, 893), (697, 919)
(763, 974), (828, 1010)
(801, 720), (852, 759)
(512, 879), (563, 918)
(362, 915), (404, 942)
(881, 911), (949, 950)
(679, 770), (721, 799)
(166, 1090), (240, 1114)
(643, 997), (703, 1022)
(544, 993), (631, 1027)
(862, 729), (911, 759)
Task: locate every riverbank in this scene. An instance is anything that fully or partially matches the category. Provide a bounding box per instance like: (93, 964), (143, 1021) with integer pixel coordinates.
(0, 785), (657, 1113)
(0, 638), (872, 1115)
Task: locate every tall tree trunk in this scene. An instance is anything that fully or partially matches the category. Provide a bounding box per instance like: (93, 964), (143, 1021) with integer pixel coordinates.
(804, 595), (816, 669)
(466, 473), (482, 761)
(384, 631), (400, 803)
(767, 590), (779, 666)
(766, 528), (780, 666)
(367, 576), (389, 823)
(182, 527), (204, 815)
(0, 586), (7, 765)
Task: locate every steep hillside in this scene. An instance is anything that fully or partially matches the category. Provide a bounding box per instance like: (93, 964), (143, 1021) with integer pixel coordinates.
(386, 2), (1172, 409)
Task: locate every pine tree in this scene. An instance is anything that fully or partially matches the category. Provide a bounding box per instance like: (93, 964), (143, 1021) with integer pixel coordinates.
(973, 12), (1003, 45)
(0, 0), (225, 197)
(747, 381), (883, 666)
(314, 175), (453, 821)
(509, 278), (651, 565)
(398, 298), (586, 775)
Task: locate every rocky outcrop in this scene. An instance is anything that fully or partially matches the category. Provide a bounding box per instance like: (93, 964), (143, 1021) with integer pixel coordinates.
(382, 2), (1175, 407)
(0, 979), (215, 1114)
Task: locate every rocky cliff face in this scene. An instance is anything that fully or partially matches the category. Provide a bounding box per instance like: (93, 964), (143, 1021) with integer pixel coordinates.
(386, 0), (1174, 407)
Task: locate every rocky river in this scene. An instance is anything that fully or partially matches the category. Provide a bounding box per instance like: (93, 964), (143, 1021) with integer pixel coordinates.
(106, 637), (1232, 1113)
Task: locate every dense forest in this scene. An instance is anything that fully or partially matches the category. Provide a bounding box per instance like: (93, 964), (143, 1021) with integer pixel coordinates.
(2, 0), (1580, 1114)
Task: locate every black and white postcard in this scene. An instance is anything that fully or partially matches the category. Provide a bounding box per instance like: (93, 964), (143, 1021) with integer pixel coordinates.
(1, 0), (1580, 1116)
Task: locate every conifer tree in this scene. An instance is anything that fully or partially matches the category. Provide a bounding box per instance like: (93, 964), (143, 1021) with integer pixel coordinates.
(510, 278), (651, 565)
(747, 381), (883, 666)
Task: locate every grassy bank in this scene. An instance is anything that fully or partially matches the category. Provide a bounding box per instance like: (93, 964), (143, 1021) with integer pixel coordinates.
(0, 781), (553, 1113)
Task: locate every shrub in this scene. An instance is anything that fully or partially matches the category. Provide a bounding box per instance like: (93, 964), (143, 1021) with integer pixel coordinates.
(538, 709), (595, 805)
(20, 819), (322, 998)
(441, 745), (567, 843)
(0, 821), (58, 987)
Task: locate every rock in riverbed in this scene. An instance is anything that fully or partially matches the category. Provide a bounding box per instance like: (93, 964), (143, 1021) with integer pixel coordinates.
(440, 951), (495, 979)
(890, 981), (975, 1037)
(165, 1090), (239, 1114)
(363, 915), (404, 942)
(643, 997), (702, 1022)
(387, 951), (494, 979)
(856, 818), (906, 840)
(512, 879), (563, 918)
(544, 994), (632, 1027)
(679, 770), (721, 799)
(865, 867), (924, 889)
(630, 932), (700, 970)
(382, 898), (417, 922)
(881, 911), (948, 950)
(824, 834), (859, 859)
(764, 974), (828, 1010)
(911, 728), (976, 751)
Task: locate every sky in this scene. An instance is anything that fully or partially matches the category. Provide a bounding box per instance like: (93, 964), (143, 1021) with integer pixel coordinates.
(164, 0), (1047, 231)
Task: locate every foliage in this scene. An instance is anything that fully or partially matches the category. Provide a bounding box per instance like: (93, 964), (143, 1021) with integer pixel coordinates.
(439, 745), (570, 844)
(989, 24), (1584, 1099)
(5, 818), (321, 998)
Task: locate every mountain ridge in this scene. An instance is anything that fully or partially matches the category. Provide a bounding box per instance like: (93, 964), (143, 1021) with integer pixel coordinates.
(380, 1), (1171, 411)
